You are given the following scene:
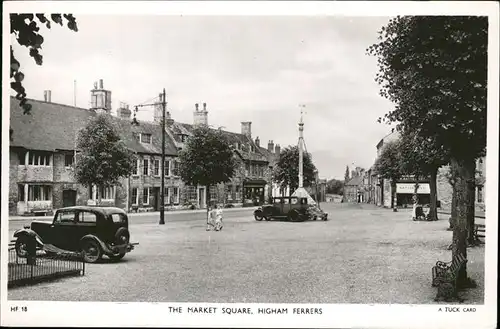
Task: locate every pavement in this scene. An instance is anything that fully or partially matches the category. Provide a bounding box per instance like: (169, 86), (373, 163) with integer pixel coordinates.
(7, 202), (485, 304)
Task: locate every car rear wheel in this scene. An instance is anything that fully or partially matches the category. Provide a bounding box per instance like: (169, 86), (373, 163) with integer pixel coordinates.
(288, 210), (301, 222)
(81, 240), (102, 263)
(254, 211), (264, 221)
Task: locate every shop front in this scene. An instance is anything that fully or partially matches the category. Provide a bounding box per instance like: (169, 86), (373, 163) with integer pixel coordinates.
(396, 182), (431, 207)
(243, 179), (267, 206)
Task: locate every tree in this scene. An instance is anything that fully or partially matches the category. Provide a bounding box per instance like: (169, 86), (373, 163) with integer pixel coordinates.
(177, 126), (237, 221)
(344, 165), (350, 183)
(327, 179), (344, 195)
(272, 145), (317, 196)
(75, 114), (136, 204)
(398, 130), (449, 220)
(373, 140), (402, 211)
(367, 16), (486, 287)
(10, 14), (78, 114)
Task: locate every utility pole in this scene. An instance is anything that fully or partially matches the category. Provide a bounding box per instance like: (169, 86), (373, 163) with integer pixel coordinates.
(159, 88), (166, 225)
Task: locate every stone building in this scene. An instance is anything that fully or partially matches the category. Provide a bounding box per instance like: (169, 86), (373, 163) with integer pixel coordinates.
(8, 83), (282, 215)
(160, 103), (278, 208)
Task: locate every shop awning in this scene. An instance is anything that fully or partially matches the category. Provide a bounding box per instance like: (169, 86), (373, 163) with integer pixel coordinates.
(243, 179), (267, 187)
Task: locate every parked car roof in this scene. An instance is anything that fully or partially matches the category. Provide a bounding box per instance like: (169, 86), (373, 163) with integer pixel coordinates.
(56, 206), (127, 215)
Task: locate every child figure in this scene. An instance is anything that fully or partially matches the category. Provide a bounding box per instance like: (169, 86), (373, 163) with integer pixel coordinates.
(206, 203), (224, 231)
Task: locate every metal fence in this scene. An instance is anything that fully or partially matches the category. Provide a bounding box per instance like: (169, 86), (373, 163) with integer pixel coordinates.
(8, 247), (85, 288)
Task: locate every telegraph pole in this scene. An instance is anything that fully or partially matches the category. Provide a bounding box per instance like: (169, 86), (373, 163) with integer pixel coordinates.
(159, 88), (166, 225)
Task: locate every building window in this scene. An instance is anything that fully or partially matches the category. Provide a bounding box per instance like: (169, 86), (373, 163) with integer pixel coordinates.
(28, 151), (51, 166)
(132, 188), (138, 205)
(477, 186), (483, 203)
(65, 154), (74, 167)
(226, 185), (233, 201)
(28, 185), (51, 201)
(143, 188), (150, 205)
(186, 186), (197, 201)
(18, 184), (25, 201)
(235, 186), (242, 201)
(164, 160), (171, 176)
(153, 159), (160, 176)
(143, 159), (149, 176)
(18, 150), (27, 165)
(97, 186), (114, 200)
(171, 161), (179, 176)
(132, 159), (139, 176)
(140, 133), (152, 144)
(209, 186), (217, 201)
(171, 187), (179, 204)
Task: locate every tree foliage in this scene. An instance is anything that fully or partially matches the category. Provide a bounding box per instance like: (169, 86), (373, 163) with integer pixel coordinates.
(373, 140), (402, 209)
(326, 179), (344, 195)
(272, 145), (317, 194)
(75, 114), (136, 202)
(177, 126), (237, 211)
(10, 14), (78, 114)
(367, 16), (487, 161)
(368, 16), (487, 286)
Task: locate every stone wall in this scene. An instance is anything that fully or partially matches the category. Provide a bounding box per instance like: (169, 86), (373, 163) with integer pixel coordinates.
(9, 150), (19, 215)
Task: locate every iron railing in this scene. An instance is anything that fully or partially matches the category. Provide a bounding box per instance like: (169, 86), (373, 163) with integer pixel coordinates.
(8, 246), (85, 288)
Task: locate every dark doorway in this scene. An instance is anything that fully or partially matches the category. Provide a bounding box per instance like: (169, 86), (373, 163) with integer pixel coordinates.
(62, 189), (77, 207)
(152, 187), (161, 211)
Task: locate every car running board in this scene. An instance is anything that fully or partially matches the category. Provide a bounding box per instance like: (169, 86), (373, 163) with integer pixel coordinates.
(43, 244), (81, 256)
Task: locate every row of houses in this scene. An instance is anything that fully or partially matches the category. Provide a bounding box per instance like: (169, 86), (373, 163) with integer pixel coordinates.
(9, 80), (304, 216)
(344, 131), (486, 211)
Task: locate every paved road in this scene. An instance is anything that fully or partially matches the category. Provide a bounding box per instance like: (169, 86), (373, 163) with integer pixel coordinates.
(8, 203), (485, 304)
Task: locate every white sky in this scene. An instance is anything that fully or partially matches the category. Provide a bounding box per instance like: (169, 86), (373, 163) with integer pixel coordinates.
(11, 15), (396, 180)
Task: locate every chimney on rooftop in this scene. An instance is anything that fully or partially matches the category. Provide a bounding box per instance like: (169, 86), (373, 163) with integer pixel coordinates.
(99, 79), (104, 89)
(255, 137), (260, 147)
(44, 90), (52, 103)
(275, 144), (281, 156)
(267, 140), (274, 153)
(241, 122), (252, 138)
(193, 102), (208, 126)
(117, 103), (131, 120)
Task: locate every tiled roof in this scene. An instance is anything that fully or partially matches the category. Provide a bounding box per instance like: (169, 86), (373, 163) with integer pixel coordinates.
(346, 175), (363, 186)
(9, 97), (177, 155)
(168, 121), (269, 162)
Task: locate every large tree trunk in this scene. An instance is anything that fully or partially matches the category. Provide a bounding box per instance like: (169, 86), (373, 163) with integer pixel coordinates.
(466, 164), (476, 245)
(450, 157), (476, 288)
(206, 185), (211, 225)
(98, 185), (103, 206)
(391, 179), (397, 211)
(428, 168), (439, 221)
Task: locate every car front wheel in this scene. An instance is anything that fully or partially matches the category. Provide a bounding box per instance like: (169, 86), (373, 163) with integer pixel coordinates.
(254, 211), (264, 221)
(81, 240), (102, 263)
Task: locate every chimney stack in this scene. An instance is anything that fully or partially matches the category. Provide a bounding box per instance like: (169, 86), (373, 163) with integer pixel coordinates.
(99, 79), (104, 89)
(275, 144), (281, 156)
(241, 122), (252, 138)
(267, 140), (274, 153)
(117, 103), (132, 120)
(193, 102), (208, 126)
(44, 90), (52, 102)
(255, 137), (260, 147)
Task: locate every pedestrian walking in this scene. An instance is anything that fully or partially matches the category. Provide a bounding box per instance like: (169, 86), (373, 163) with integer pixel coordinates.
(206, 203), (224, 231)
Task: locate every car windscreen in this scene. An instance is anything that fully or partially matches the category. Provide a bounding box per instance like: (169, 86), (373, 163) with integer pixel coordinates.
(110, 213), (127, 223)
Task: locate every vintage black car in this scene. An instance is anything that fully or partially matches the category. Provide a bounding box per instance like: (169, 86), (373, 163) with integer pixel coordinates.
(254, 196), (328, 222)
(14, 206), (138, 263)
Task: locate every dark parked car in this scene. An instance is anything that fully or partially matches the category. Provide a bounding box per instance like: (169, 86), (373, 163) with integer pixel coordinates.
(14, 206), (138, 263)
(254, 196), (328, 222)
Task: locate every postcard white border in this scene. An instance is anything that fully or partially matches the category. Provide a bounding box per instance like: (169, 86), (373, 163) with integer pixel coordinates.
(2, 1), (498, 328)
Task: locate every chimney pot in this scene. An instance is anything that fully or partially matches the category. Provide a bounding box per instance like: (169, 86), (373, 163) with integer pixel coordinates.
(195, 103), (199, 111)
(268, 140), (275, 152)
(255, 137), (260, 147)
(99, 79), (103, 89)
(203, 103), (207, 111)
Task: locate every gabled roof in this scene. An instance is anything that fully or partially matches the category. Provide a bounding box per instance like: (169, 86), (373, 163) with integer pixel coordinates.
(346, 175), (363, 186)
(167, 121), (269, 162)
(9, 97), (177, 155)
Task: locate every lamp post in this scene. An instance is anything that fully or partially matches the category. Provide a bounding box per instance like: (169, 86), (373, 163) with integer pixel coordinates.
(132, 89), (167, 225)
